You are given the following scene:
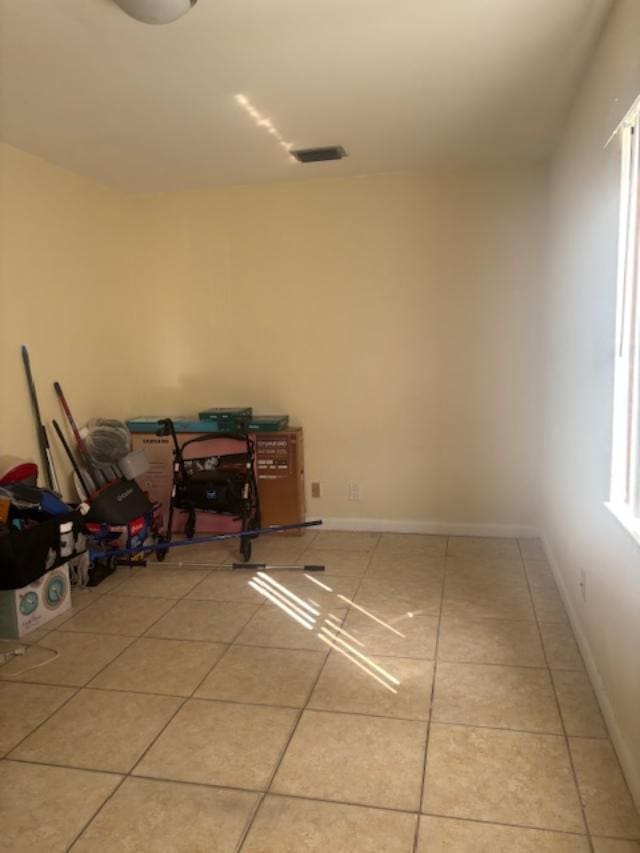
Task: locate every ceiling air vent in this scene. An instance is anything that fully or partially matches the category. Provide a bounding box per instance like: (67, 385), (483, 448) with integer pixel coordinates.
(291, 146), (348, 163)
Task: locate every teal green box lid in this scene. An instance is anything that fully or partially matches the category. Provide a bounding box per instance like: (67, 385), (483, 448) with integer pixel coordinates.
(198, 407), (252, 422)
(248, 415), (289, 431)
(128, 416), (222, 434)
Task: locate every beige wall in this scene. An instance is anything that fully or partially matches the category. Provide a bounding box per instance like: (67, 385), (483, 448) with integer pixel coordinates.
(126, 168), (546, 529)
(1, 143), (546, 530)
(0, 143), (135, 492)
(540, 0), (640, 804)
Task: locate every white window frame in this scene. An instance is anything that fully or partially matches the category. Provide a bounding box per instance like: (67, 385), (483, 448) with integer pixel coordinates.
(609, 99), (640, 543)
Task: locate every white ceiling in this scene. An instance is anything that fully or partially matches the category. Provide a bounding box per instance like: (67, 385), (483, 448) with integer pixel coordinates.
(0, 0), (613, 192)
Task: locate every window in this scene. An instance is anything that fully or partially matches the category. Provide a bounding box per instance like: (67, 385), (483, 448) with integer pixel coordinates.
(610, 98), (640, 539)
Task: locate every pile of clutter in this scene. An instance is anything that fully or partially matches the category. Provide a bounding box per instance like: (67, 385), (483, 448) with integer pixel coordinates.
(0, 348), (160, 640)
(2, 347), (311, 644)
(0, 455), (88, 638)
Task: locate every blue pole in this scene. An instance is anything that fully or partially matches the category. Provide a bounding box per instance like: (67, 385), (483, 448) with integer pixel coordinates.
(89, 518), (322, 562)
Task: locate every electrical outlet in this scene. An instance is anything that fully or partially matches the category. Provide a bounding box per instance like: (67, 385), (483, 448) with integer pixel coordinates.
(348, 482), (360, 501)
(579, 569), (587, 602)
(311, 482), (321, 498)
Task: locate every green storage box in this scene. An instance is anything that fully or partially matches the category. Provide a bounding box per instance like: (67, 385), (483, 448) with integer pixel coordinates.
(198, 407), (252, 423)
(127, 416), (222, 434)
(128, 410), (288, 435)
(197, 407), (252, 432)
(248, 415), (290, 432)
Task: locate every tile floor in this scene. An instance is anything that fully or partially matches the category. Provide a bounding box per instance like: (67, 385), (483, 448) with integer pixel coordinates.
(1, 531), (639, 852)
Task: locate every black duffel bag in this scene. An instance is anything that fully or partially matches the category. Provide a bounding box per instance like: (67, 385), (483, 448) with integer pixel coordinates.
(85, 479), (153, 525)
(175, 470), (246, 515)
(0, 511), (87, 590)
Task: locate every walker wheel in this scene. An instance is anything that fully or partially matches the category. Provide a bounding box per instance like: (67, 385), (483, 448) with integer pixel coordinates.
(240, 536), (252, 563)
(156, 535), (168, 563)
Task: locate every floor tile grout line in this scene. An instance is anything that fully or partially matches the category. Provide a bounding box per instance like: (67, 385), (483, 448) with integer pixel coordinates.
(11, 680), (615, 736)
(422, 718), (584, 739)
(436, 659), (585, 673)
(107, 571), (214, 598)
(61, 579), (255, 851)
(63, 547), (318, 853)
(178, 600), (265, 701)
(3, 756), (123, 778)
(412, 538), (447, 853)
(178, 640), (566, 667)
(129, 588), (263, 755)
(517, 538), (594, 852)
(3, 588), (194, 758)
(201, 638), (334, 654)
(64, 666), (193, 847)
(589, 831), (640, 843)
(143, 602), (265, 643)
(63, 579), (267, 850)
(10, 534), (625, 847)
(236, 534), (382, 851)
(235, 635), (333, 849)
(64, 773), (129, 851)
(8, 553), (307, 733)
(4, 668), (614, 737)
(3, 612), (149, 759)
(15, 753), (640, 842)
(4, 684), (81, 759)
(234, 792), (267, 853)
(218, 640), (421, 664)
(54, 591), (179, 638)
(436, 611), (541, 624)
(25, 604), (577, 639)
(1, 556), (587, 684)
(541, 559), (639, 835)
(1, 642), (144, 691)
(51, 597), (265, 644)
(4, 543), (534, 695)
(235, 795), (267, 850)
(420, 808), (594, 839)
(521, 546), (640, 836)
(45, 567), (263, 852)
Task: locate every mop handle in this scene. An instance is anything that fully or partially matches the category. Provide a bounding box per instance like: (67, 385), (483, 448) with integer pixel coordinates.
(52, 419), (91, 497)
(21, 346), (59, 493)
(53, 382), (88, 456)
(90, 519), (323, 561)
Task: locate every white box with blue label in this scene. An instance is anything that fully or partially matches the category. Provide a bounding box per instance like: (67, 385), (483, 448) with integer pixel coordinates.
(0, 564), (71, 638)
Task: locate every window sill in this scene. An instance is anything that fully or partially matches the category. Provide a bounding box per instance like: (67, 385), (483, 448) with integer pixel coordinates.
(605, 502), (640, 548)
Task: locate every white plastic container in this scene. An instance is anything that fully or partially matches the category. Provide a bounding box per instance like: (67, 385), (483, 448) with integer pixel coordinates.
(118, 448), (150, 480)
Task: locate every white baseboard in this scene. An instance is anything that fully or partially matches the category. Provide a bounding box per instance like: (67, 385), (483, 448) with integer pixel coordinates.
(318, 517), (539, 538)
(541, 534), (640, 809)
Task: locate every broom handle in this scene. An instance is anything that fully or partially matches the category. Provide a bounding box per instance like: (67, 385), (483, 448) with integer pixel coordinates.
(53, 382), (87, 455)
(21, 346), (59, 492)
(52, 419), (91, 497)
(90, 519), (323, 560)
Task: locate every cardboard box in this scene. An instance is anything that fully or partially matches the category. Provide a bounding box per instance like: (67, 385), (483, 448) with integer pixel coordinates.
(131, 433), (247, 534)
(131, 428), (306, 535)
(256, 428), (305, 534)
(0, 564), (71, 638)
